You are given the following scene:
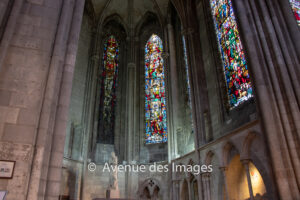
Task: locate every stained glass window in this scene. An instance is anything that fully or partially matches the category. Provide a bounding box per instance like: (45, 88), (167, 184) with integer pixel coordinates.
(182, 36), (192, 108)
(145, 34), (167, 144)
(210, 0), (253, 108)
(98, 36), (119, 143)
(290, 0), (300, 26)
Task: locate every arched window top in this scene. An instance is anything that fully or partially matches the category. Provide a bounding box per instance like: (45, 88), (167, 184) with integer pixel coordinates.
(289, 0), (300, 26)
(210, 0), (253, 108)
(98, 35), (119, 144)
(145, 34), (167, 144)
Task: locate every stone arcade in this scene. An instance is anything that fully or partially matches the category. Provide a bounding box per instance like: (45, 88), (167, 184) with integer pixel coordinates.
(0, 0), (299, 200)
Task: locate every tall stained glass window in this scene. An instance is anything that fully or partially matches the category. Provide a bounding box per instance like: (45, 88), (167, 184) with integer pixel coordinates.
(145, 34), (167, 144)
(210, 0), (253, 108)
(182, 36), (192, 108)
(290, 0), (300, 26)
(98, 36), (119, 144)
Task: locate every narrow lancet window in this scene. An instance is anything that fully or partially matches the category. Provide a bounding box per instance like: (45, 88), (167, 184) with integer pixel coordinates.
(98, 36), (119, 144)
(145, 34), (167, 144)
(182, 36), (192, 108)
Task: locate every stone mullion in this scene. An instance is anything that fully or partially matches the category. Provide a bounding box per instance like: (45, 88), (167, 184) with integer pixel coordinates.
(233, 0), (300, 199)
(45, 0), (86, 199)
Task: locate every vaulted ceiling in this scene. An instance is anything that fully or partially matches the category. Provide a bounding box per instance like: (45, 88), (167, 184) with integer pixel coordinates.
(90, 0), (170, 27)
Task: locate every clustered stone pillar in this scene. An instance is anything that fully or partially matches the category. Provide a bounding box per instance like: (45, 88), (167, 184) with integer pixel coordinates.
(27, 0), (76, 199)
(45, 0), (86, 199)
(233, 0), (300, 199)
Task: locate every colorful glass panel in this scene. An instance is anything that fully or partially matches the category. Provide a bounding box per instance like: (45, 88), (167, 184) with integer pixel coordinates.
(99, 36), (119, 143)
(210, 0), (253, 108)
(290, 0), (300, 26)
(145, 34), (167, 144)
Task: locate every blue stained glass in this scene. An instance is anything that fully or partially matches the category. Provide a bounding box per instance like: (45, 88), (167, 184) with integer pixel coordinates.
(145, 34), (167, 144)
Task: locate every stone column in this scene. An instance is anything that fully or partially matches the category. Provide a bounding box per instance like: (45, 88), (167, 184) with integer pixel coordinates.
(167, 23), (180, 159)
(233, 0), (300, 199)
(241, 160), (254, 200)
(45, 0), (86, 199)
(126, 63), (136, 162)
(26, 0), (75, 199)
(219, 167), (229, 200)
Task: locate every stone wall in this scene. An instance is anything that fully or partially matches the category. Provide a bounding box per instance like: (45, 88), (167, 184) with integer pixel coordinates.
(0, 0), (86, 199)
(0, 0), (63, 199)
